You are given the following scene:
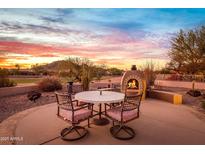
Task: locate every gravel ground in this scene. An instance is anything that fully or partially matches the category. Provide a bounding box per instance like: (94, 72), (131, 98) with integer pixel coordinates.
(1, 84), (204, 123)
(0, 82), (113, 123)
(0, 92), (57, 123)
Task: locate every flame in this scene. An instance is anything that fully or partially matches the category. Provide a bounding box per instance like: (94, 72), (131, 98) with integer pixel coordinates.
(127, 79), (138, 89)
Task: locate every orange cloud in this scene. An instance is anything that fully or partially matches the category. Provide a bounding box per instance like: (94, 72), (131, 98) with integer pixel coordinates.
(0, 39), (168, 69)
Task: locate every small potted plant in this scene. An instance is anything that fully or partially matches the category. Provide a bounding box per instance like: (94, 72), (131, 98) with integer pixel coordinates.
(108, 79), (111, 88)
(187, 80), (201, 97)
(67, 76), (75, 94)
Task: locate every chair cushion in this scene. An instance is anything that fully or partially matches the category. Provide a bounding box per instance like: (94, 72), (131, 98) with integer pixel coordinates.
(59, 108), (92, 123)
(106, 107), (138, 122)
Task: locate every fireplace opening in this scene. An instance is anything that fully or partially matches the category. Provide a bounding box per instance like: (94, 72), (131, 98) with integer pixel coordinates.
(127, 79), (139, 89)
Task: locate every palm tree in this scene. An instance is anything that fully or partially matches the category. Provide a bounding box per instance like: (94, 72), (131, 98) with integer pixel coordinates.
(15, 64), (20, 70)
(14, 64), (20, 75)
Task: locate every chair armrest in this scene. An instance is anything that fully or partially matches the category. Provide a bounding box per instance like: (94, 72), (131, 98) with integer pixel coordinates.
(105, 101), (122, 110)
(72, 100), (78, 102)
(58, 104), (73, 111)
(105, 102), (121, 107)
(104, 102), (122, 114)
(59, 100), (78, 106)
(74, 103), (93, 111)
(71, 99), (78, 105)
(60, 102), (69, 105)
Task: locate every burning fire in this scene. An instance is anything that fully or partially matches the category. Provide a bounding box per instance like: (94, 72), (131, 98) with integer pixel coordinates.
(127, 79), (138, 89)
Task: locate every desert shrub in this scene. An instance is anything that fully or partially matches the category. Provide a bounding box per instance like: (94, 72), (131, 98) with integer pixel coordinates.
(0, 68), (16, 88)
(108, 67), (123, 76)
(0, 78), (16, 88)
(38, 76), (62, 92)
(141, 61), (156, 87)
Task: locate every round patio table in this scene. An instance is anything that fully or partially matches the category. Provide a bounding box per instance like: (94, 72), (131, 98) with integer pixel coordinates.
(75, 90), (125, 126)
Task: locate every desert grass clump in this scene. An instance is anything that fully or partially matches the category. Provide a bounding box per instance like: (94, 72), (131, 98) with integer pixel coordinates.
(38, 76), (62, 92)
(141, 61), (156, 87)
(0, 78), (16, 88)
(0, 68), (16, 88)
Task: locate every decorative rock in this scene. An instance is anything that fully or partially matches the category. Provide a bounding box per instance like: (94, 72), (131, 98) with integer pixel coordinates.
(27, 91), (41, 103)
(187, 90), (201, 97)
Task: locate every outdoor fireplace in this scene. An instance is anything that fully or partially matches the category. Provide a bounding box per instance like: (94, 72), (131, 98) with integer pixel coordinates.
(121, 65), (144, 96)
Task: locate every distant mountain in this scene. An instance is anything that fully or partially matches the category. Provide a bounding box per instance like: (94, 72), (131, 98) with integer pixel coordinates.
(43, 60), (63, 70)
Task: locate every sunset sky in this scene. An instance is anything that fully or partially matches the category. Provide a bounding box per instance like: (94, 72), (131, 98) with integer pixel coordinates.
(0, 8), (205, 69)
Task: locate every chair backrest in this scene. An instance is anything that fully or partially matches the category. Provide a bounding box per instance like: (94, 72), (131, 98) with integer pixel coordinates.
(123, 92), (143, 112)
(55, 92), (74, 111)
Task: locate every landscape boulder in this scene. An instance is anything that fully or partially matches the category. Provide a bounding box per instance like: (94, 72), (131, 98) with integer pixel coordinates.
(187, 90), (201, 97)
(27, 91), (42, 103)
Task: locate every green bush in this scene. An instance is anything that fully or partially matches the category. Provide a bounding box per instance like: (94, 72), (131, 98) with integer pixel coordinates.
(0, 68), (16, 88)
(0, 78), (16, 88)
(38, 76), (62, 92)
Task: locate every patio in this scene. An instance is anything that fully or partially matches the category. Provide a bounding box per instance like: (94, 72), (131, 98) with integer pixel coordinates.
(1, 98), (205, 145)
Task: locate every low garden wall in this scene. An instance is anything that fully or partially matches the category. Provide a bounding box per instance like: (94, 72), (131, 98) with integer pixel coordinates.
(0, 84), (39, 98)
(148, 90), (182, 105)
(156, 74), (205, 82)
(155, 80), (205, 90)
(0, 82), (118, 98)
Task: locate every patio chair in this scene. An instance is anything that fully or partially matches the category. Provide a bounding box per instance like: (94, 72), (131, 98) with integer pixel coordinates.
(105, 93), (143, 140)
(55, 92), (93, 141)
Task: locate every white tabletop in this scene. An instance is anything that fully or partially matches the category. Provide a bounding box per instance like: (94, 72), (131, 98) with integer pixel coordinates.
(75, 91), (125, 104)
